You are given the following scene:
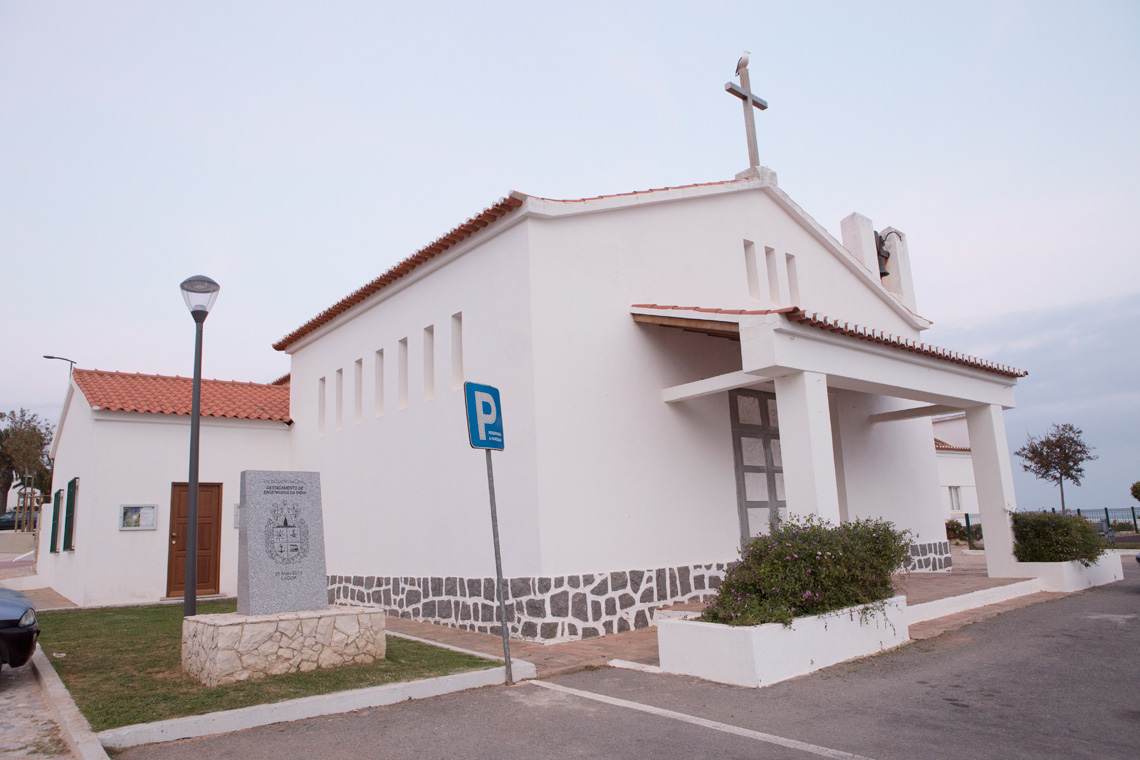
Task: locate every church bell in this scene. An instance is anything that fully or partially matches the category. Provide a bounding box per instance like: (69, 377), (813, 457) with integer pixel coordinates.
(874, 231), (891, 279)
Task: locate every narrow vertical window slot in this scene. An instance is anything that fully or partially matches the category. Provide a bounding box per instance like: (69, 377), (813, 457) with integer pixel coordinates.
(374, 349), (384, 417)
(744, 241), (763, 303)
(423, 325), (435, 400)
(335, 368), (344, 430)
(317, 377), (326, 436)
(398, 338), (408, 409)
(451, 312), (464, 390)
(353, 359), (363, 424)
(785, 253), (800, 306)
(764, 246), (781, 307)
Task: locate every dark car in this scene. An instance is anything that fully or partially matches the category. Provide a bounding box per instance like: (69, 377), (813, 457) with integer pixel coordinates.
(0, 511), (37, 531)
(0, 588), (39, 671)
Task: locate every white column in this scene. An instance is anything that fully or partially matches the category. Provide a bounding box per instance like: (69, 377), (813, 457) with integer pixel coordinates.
(964, 404), (1019, 577)
(774, 371), (841, 524)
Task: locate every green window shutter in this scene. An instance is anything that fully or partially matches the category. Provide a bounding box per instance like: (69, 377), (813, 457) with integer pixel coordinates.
(49, 489), (62, 553)
(62, 477), (78, 552)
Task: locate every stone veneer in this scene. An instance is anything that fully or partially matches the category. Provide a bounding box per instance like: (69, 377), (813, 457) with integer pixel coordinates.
(329, 562), (727, 643)
(182, 606), (386, 687)
(908, 540), (952, 571)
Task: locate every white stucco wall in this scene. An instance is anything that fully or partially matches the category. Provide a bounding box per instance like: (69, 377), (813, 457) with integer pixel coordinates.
(39, 398), (290, 607)
(522, 186), (934, 573)
(287, 220), (543, 580)
(936, 450), (979, 517)
(282, 181), (954, 583)
(831, 390), (947, 544)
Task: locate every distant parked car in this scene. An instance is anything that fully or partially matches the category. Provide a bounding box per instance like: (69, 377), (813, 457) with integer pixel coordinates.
(0, 511), (37, 531)
(0, 588), (39, 671)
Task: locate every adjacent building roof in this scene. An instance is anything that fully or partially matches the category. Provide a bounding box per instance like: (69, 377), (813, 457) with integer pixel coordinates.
(72, 369), (291, 423)
(935, 438), (972, 453)
(630, 305), (1028, 379)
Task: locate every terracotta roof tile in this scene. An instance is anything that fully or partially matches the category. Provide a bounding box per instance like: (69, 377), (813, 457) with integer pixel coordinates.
(72, 369), (291, 423)
(273, 195), (525, 352)
(632, 305), (1028, 379)
(520, 178), (744, 204)
(273, 181), (757, 353)
(934, 438), (971, 453)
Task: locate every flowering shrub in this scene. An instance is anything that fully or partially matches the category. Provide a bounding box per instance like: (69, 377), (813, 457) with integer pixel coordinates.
(699, 516), (911, 627)
(1011, 512), (1106, 567)
(945, 519), (982, 542)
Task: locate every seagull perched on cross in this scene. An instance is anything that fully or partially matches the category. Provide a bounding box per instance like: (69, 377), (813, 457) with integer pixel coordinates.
(735, 51), (750, 76)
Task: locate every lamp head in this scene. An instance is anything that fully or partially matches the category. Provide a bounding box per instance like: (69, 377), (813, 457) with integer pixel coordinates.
(180, 275), (220, 315)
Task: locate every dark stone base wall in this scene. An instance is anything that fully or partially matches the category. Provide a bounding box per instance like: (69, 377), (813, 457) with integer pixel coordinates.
(328, 562), (728, 643)
(908, 540), (952, 571)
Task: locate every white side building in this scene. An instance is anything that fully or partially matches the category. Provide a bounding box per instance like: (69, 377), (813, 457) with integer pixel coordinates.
(36, 371), (290, 607)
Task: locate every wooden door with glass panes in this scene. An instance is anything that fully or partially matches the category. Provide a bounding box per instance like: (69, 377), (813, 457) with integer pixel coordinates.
(729, 389), (785, 546)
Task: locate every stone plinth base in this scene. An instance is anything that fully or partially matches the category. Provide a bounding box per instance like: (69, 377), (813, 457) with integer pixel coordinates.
(182, 606), (386, 687)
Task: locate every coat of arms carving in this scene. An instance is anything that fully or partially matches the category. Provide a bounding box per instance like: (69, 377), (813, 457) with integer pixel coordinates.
(263, 503), (310, 564)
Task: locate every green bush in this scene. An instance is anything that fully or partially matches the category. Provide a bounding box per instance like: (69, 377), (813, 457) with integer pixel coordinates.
(699, 516), (911, 627)
(1011, 512), (1107, 567)
(945, 519), (981, 541)
(1110, 520), (1134, 533)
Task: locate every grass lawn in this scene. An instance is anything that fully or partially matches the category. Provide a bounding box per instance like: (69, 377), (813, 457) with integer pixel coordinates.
(38, 600), (495, 732)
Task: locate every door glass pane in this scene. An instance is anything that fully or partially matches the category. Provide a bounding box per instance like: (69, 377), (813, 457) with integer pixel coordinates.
(738, 395), (762, 425)
(774, 472), (785, 501)
(769, 439), (782, 467)
(767, 399), (779, 428)
(741, 437), (765, 466)
(745, 472), (769, 501)
(747, 507), (770, 537)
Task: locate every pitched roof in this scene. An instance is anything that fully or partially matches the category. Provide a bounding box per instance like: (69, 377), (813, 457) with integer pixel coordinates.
(935, 438), (971, 453)
(72, 369), (291, 423)
(273, 195), (525, 352)
(273, 175), (935, 352)
(785, 310), (1027, 378)
(630, 305), (1027, 379)
(271, 180), (777, 353)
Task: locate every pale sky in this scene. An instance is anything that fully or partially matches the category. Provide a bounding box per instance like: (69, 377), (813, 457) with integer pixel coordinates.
(2, 1), (1138, 509)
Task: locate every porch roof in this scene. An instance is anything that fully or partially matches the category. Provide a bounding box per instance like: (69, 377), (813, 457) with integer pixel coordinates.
(631, 305), (1026, 379)
(631, 305), (1025, 410)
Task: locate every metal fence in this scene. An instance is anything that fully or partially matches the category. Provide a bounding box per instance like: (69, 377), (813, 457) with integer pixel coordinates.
(954, 508), (1140, 549)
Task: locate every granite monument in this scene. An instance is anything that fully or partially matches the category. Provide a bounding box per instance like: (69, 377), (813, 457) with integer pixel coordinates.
(237, 470), (329, 615)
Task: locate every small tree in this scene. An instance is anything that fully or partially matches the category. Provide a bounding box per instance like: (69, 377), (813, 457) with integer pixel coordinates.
(0, 409), (55, 515)
(1132, 481), (1140, 504)
(1014, 423), (1097, 515)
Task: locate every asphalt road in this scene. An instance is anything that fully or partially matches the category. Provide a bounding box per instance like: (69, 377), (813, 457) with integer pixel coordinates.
(119, 560), (1140, 760)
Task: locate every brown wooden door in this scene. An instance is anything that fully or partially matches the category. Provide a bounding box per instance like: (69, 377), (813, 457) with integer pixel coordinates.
(166, 483), (223, 598)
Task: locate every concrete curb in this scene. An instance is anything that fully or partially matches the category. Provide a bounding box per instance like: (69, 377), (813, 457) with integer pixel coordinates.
(906, 579), (1042, 624)
(31, 646), (112, 760)
(97, 665), (513, 750)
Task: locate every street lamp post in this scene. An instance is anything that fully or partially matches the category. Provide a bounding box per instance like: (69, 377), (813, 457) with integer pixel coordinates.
(179, 275), (220, 618)
(42, 355), (77, 380)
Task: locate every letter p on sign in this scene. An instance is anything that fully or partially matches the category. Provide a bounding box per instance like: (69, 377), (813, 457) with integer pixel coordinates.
(464, 382), (504, 450)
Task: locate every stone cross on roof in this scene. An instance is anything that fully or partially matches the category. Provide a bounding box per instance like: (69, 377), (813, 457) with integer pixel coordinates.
(725, 51), (769, 176)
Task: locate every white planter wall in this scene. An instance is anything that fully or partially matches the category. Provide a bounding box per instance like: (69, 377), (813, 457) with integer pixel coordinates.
(658, 595), (909, 688)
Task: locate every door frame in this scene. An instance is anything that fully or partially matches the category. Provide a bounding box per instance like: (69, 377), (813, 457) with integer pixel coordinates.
(166, 482), (224, 598)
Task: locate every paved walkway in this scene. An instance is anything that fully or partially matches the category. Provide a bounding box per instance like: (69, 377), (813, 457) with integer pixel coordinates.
(0, 662), (70, 758)
(387, 546), (1050, 675)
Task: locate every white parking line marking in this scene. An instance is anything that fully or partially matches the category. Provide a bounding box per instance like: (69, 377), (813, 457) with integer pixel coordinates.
(530, 680), (877, 760)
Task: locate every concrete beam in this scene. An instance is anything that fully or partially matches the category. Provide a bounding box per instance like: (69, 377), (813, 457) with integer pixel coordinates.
(663, 370), (771, 404)
(869, 404), (961, 424)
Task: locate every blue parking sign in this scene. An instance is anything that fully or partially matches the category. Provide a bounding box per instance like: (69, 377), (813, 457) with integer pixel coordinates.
(464, 382), (504, 450)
